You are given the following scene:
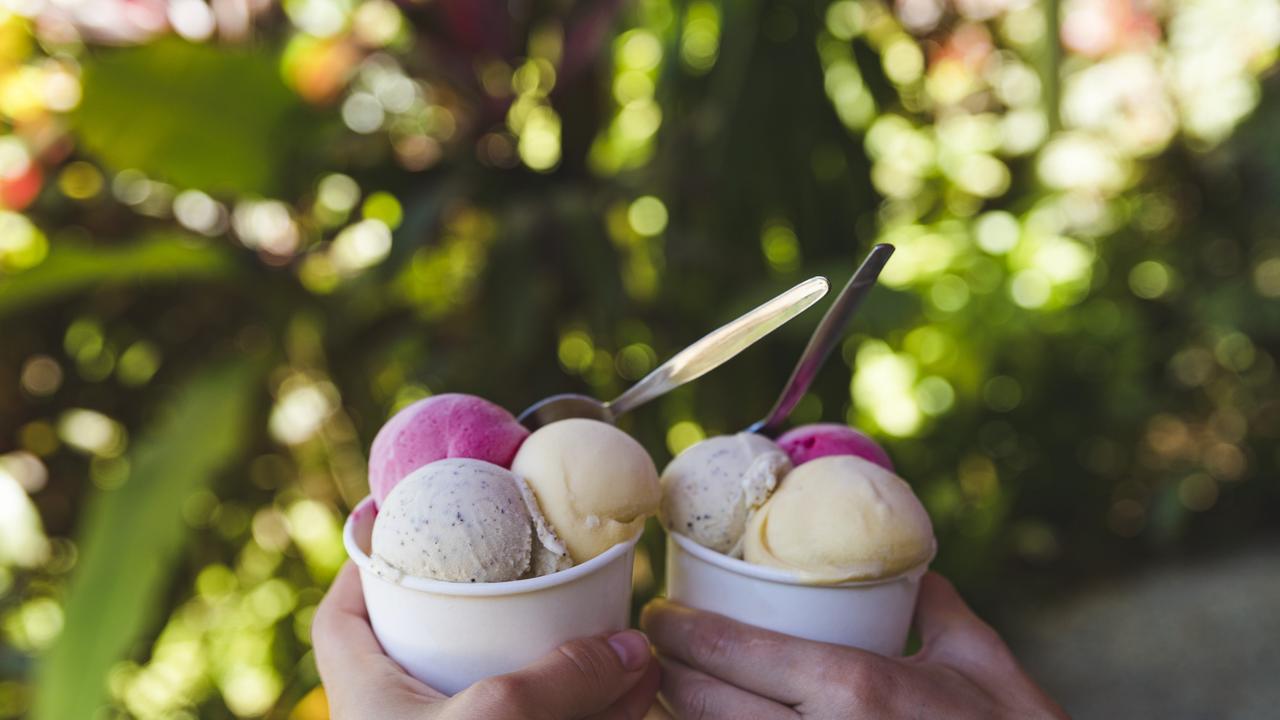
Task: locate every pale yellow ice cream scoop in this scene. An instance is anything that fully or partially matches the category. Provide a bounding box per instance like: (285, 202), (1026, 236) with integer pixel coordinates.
(512, 418), (660, 563)
(742, 454), (933, 583)
(659, 433), (791, 557)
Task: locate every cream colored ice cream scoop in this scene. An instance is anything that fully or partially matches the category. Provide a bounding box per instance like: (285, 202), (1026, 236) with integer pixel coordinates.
(512, 418), (660, 563)
(371, 458), (569, 582)
(743, 455), (933, 583)
(659, 433), (791, 557)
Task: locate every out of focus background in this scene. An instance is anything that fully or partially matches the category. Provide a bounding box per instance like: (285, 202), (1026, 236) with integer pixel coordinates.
(2, 0), (1279, 717)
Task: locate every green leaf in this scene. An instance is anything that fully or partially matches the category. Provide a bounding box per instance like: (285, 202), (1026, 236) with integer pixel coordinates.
(0, 233), (237, 317)
(75, 38), (312, 195)
(31, 360), (261, 720)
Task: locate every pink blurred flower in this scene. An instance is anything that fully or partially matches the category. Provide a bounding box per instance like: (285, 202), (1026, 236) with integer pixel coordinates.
(26, 0), (271, 45)
(1061, 0), (1161, 58)
(1, 162), (42, 211)
(32, 0), (169, 45)
(931, 22), (994, 71)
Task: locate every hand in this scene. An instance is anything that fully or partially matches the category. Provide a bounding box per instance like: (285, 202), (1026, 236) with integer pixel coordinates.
(313, 563), (660, 719)
(641, 572), (1066, 719)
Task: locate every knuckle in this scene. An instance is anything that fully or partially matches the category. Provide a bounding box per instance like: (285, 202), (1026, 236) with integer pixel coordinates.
(557, 638), (617, 694)
(473, 674), (533, 709)
(833, 660), (890, 709)
(689, 619), (736, 668)
(945, 622), (1010, 667)
(972, 623), (1009, 655)
(672, 675), (719, 720)
(813, 660), (850, 695)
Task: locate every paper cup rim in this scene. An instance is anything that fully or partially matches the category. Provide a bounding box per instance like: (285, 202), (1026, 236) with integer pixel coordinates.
(668, 530), (935, 587)
(344, 496), (642, 597)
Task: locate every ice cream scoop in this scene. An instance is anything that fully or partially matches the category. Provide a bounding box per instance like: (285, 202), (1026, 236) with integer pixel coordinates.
(659, 433), (791, 556)
(371, 458), (568, 582)
(743, 455), (933, 583)
(511, 418), (660, 563)
(368, 394), (529, 506)
(776, 423), (892, 470)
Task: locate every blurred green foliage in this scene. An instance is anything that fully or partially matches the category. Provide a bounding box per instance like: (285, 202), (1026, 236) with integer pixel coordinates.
(1, 0), (1279, 718)
(75, 39), (327, 197)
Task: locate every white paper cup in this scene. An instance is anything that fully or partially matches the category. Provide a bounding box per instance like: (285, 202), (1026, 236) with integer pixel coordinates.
(665, 531), (932, 656)
(344, 496), (640, 695)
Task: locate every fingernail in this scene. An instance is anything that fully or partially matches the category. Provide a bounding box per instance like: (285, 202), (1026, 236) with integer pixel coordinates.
(638, 599), (665, 630)
(608, 630), (649, 672)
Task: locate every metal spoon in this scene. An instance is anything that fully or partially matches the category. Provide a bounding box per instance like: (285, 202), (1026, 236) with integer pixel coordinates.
(745, 243), (895, 437)
(519, 276), (831, 430)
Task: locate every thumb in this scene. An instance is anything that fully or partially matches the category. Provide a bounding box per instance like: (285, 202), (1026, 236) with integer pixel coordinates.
(912, 572), (1016, 671)
(464, 630), (653, 718)
(912, 573), (1069, 718)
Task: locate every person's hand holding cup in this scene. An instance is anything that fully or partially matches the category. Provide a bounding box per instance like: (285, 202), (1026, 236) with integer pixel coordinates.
(314, 563), (660, 719)
(642, 572), (1066, 719)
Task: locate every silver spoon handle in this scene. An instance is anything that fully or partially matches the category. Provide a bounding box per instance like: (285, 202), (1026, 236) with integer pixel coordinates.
(748, 244), (894, 436)
(608, 276), (830, 417)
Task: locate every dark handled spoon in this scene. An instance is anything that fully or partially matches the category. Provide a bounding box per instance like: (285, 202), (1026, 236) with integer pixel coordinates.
(745, 243), (894, 437)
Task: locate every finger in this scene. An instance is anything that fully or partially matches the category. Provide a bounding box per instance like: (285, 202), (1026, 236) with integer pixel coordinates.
(585, 658), (662, 720)
(312, 561), (383, 703)
(467, 630), (652, 717)
(656, 657), (796, 720)
(912, 574), (1070, 717)
(312, 563), (445, 716)
(911, 572), (1016, 671)
(641, 598), (889, 705)
(312, 563), (382, 661)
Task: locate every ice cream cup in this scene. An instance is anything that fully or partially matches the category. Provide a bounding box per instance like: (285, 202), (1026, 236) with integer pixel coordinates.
(665, 531), (934, 656)
(344, 496), (641, 695)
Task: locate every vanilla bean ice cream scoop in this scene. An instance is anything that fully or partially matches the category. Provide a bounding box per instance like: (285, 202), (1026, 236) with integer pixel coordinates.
(371, 458), (569, 583)
(658, 433), (792, 557)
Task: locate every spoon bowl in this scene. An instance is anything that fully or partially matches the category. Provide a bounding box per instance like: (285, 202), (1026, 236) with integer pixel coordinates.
(518, 393), (614, 428)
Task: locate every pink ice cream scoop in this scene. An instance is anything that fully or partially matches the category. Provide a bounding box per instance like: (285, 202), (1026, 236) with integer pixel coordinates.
(368, 393), (530, 506)
(776, 423), (893, 471)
